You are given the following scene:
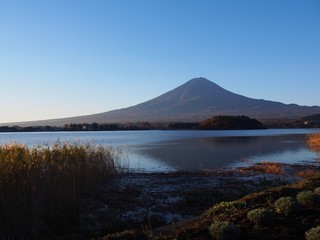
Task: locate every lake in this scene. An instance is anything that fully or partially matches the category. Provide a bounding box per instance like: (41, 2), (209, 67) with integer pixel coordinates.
(0, 129), (319, 172)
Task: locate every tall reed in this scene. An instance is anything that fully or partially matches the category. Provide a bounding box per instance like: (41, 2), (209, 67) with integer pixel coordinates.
(0, 142), (117, 239)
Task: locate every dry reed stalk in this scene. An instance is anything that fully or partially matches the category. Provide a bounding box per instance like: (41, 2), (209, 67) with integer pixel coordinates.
(0, 142), (117, 238)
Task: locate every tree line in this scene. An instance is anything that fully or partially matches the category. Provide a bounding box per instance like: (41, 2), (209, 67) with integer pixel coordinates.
(0, 114), (319, 132)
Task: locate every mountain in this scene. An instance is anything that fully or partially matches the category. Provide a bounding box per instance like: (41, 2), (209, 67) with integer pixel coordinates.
(4, 77), (320, 126)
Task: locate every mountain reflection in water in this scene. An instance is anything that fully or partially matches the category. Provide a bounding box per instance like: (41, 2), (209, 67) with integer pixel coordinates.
(136, 134), (315, 170)
(0, 130), (319, 171)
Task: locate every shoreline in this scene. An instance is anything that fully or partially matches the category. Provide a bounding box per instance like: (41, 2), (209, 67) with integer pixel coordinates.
(80, 162), (320, 239)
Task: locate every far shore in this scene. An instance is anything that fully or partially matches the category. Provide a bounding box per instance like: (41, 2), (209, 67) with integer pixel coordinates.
(0, 122), (319, 133)
(1, 114), (320, 132)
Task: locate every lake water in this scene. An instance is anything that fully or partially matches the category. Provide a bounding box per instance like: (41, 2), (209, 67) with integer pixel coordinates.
(1, 129), (319, 172)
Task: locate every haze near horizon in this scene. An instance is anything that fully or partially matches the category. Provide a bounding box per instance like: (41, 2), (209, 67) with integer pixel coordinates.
(1, 1), (319, 123)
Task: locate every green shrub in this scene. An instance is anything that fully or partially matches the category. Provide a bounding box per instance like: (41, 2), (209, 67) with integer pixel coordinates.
(0, 142), (117, 239)
(296, 190), (320, 208)
(208, 221), (242, 240)
(305, 225), (320, 240)
(314, 187), (320, 195)
(274, 197), (300, 216)
(247, 208), (275, 226)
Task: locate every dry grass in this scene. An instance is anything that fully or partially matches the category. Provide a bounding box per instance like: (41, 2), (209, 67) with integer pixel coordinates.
(0, 142), (117, 239)
(297, 169), (318, 179)
(306, 133), (320, 153)
(246, 162), (283, 175)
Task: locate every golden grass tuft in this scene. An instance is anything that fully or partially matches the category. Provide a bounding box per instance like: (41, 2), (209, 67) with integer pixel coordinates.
(247, 162), (283, 175)
(306, 133), (320, 153)
(0, 142), (117, 238)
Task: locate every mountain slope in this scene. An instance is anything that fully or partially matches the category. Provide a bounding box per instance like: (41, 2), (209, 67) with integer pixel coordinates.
(4, 77), (320, 126)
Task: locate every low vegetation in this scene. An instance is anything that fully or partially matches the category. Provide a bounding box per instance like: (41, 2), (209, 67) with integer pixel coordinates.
(305, 225), (320, 240)
(0, 142), (117, 239)
(274, 196), (301, 216)
(247, 208), (275, 226)
(296, 190), (320, 208)
(208, 221), (242, 240)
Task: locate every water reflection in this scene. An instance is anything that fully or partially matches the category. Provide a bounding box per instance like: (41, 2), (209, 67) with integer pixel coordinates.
(136, 134), (315, 170)
(0, 130), (318, 171)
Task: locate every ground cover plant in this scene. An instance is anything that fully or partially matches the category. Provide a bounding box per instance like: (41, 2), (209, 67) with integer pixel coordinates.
(305, 225), (320, 240)
(208, 221), (242, 240)
(274, 196), (301, 216)
(246, 208), (275, 226)
(0, 142), (117, 239)
(296, 190), (320, 208)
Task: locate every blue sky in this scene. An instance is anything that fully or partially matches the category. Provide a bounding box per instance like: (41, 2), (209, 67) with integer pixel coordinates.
(1, 0), (319, 123)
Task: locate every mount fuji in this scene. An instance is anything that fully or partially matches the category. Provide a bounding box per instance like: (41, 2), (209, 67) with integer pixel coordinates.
(4, 77), (320, 126)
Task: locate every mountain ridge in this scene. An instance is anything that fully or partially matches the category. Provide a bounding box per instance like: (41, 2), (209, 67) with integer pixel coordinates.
(2, 77), (320, 126)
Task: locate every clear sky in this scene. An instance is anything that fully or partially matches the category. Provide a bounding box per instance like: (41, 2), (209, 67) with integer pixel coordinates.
(1, 0), (319, 123)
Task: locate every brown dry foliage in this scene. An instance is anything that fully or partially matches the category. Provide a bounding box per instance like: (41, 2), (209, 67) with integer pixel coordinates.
(298, 169), (318, 179)
(306, 133), (320, 153)
(247, 162), (283, 175)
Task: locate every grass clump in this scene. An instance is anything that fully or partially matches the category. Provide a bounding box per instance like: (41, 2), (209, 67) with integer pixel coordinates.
(206, 200), (243, 216)
(208, 221), (242, 240)
(274, 196), (300, 216)
(249, 162), (283, 175)
(306, 133), (320, 153)
(296, 190), (320, 208)
(247, 208), (275, 226)
(305, 226), (320, 240)
(0, 142), (117, 239)
(298, 169), (319, 179)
